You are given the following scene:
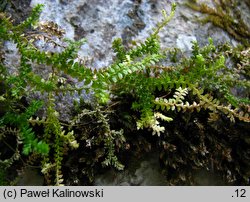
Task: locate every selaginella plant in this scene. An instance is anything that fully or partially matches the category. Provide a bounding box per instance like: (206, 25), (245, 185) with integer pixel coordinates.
(0, 2), (249, 185)
(110, 28), (249, 138)
(186, 0), (250, 47)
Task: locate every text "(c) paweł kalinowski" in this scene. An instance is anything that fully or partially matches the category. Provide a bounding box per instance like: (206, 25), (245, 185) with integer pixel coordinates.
(20, 188), (104, 198)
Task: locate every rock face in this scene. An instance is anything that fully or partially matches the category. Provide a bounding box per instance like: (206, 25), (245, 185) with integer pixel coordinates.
(17, 168), (44, 186)
(4, 0), (244, 121)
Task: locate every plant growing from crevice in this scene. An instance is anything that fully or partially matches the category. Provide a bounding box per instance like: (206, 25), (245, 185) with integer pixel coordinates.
(107, 3), (249, 184)
(185, 0), (250, 46)
(0, 126), (21, 185)
(0, 2), (249, 186)
(0, 2), (151, 185)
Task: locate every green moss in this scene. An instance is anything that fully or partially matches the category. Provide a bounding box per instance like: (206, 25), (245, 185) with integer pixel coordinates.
(0, 3), (249, 185)
(186, 0), (250, 46)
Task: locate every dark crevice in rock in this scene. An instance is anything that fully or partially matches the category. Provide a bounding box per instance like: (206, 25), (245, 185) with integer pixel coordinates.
(121, 0), (146, 44)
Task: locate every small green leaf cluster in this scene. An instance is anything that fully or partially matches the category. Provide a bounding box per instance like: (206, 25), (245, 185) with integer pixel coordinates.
(0, 127), (20, 167)
(0, 100), (48, 155)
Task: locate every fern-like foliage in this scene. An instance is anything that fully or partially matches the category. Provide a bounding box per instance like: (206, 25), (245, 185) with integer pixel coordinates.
(109, 9), (249, 136)
(0, 100), (48, 155)
(186, 0), (250, 46)
(93, 3), (177, 104)
(0, 4), (88, 185)
(0, 2), (249, 186)
(70, 102), (125, 171)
